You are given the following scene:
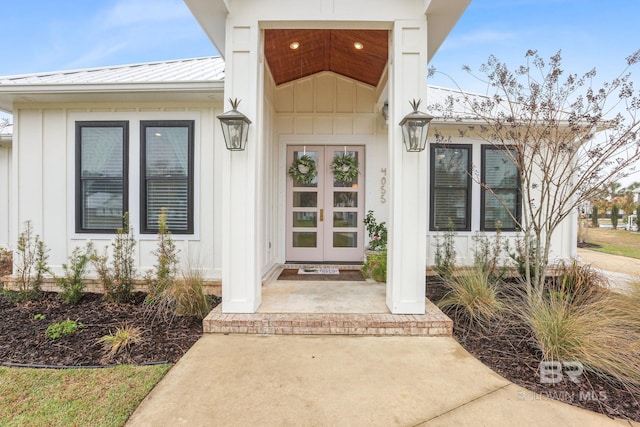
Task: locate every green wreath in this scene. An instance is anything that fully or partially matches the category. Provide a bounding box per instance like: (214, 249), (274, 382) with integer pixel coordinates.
(331, 153), (359, 182)
(288, 154), (318, 184)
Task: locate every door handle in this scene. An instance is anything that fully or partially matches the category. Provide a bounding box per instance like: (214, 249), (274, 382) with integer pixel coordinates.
(320, 209), (324, 222)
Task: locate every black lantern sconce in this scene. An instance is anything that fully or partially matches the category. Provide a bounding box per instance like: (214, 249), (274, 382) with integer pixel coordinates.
(398, 99), (434, 152)
(217, 98), (252, 151)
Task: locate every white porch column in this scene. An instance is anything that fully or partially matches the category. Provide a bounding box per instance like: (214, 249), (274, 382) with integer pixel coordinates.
(386, 19), (429, 314)
(221, 22), (263, 313)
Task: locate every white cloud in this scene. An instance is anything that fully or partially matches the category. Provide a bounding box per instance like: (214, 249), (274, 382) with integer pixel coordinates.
(442, 30), (515, 50)
(100, 0), (192, 29)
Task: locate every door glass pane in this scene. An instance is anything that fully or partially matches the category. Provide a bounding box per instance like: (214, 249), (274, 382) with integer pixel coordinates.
(293, 212), (317, 227)
(293, 232), (317, 248)
(293, 192), (317, 207)
(293, 151), (319, 187)
(333, 232), (357, 248)
(333, 192), (357, 207)
(333, 212), (358, 228)
(332, 150), (359, 187)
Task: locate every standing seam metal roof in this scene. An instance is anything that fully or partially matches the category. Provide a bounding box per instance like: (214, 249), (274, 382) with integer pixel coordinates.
(0, 57), (225, 86)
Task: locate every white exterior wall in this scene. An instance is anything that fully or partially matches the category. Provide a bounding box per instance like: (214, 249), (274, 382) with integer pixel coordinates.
(0, 141), (10, 248)
(10, 102), (224, 279)
(424, 129), (576, 267)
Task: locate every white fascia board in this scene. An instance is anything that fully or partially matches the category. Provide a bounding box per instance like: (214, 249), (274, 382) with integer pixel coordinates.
(184, 0), (228, 58)
(0, 81), (224, 95)
(424, 0), (471, 63)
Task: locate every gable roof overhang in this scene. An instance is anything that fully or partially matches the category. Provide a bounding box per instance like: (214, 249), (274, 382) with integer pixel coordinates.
(0, 57), (226, 112)
(184, 0), (470, 63)
(0, 82), (224, 113)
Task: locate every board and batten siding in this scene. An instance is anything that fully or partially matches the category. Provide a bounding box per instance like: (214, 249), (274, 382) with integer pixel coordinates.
(0, 140), (11, 248)
(10, 103), (224, 280)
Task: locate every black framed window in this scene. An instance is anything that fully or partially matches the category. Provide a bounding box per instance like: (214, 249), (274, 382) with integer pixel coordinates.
(76, 121), (129, 233)
(481, 146), (521, 231)
(140, 121), (194, 234)
(430, 144), (472, 231)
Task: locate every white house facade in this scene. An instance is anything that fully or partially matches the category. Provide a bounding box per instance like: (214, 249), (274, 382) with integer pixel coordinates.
(0, 0), (577, 315)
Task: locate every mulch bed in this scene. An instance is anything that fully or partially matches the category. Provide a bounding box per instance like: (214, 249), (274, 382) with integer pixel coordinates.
(0, 291), (219, 367)
(426, 277), (640, 422)
(277, 269), (364, 281)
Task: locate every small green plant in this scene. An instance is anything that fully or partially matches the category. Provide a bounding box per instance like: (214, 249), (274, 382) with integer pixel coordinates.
(97, 324), (143, 360)
(437, 266), (502, 329)
(45, 320), (83, 340)
(362, 250), (387, 282)
(92, 213), (137, 303)
(15, 220), (50, 298)
(57, 243), (94, 305)
(33, 313), (45, 320)
(506, 233), (539, 283)
(472, 225), (507, 281)
(363, 210), (387, 251)
(611, 204), (620, 230)
(636, 205), (640, 232)
(434, 220), (457, 280)
(146, 209), (179, 300)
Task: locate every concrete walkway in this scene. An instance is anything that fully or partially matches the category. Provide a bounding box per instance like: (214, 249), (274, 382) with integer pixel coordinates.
(126, 335), (637, 427)
(577, 248), (640, 292)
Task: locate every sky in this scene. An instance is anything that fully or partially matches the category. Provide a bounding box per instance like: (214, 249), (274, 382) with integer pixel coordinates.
(1, 0), (639, 121)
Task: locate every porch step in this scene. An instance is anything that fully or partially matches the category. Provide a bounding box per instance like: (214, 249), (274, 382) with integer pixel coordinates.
(203, 299), (452, 337)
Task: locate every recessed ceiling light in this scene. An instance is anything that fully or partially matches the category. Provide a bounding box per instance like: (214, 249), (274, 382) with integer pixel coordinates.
(290, 41), (300, 50)
(354, 42), (364, 50)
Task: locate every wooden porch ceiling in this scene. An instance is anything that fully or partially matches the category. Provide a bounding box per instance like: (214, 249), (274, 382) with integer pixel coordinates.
(264, 29), (388, 87)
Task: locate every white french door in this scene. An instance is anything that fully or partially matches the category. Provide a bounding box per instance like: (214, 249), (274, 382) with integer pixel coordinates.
(286, 145), (365, 262)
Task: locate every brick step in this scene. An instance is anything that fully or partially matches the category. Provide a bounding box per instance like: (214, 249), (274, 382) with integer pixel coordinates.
(203, 299), (452, 337)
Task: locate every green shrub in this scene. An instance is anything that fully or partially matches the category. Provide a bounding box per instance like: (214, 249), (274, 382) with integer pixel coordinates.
(45, 320), (83, 340)
(92, 214), (136, 303)
(437, 266), (502, 329)
(434, 221), (456, 280)
(611, 204), (619, 230)
(592, 206), (599, 227)
(57, 244), (93, 305)
(15, 220), (50, 298)
(472, 227), (508, 281)
(145, 209), (179, 300)
(362, 250), (387, 282)
(363, 210), (387, 251)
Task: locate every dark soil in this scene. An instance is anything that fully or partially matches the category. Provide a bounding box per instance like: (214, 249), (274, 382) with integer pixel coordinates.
(0, 291), (220, 367)
(426, 277), (640, 422)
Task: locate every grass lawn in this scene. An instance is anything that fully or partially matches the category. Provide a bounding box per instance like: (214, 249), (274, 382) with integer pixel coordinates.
(584, 227), (640, 259)
(0, 364), (171, 427)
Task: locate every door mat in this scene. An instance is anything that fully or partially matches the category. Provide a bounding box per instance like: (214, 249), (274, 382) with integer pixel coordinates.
(298, 267), (339, 274)
(277, 269), (364, 281)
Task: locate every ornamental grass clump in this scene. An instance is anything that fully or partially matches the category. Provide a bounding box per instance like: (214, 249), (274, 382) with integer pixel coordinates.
(514, 268), (640, 392)
(97, 324), (143, 361)
(147, 261), (211, 323)
(437, 266), (502, 329)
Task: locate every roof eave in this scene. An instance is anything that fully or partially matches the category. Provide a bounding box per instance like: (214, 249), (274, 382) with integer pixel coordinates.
(0, 81), (225, 112)
(424, 0), (471, 63)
